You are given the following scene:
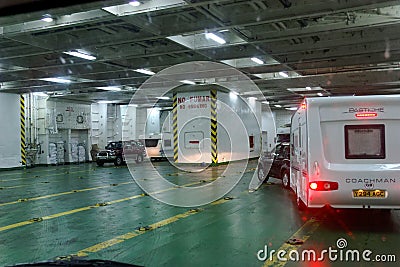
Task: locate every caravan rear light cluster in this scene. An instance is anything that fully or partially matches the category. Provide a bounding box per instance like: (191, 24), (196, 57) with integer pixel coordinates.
(309, 181), (339, 191)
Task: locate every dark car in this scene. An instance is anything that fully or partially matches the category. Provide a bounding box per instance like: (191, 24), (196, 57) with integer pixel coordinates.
(123, 140), (146, 163)
(96, 141), (145, 166)
(257, 142), (290, 188)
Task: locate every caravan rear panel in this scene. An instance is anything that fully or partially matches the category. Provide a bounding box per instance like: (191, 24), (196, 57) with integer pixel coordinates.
(291, 95), (400, 209)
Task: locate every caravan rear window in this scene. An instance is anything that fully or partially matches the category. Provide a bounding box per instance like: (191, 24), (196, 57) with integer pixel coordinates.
(344, 124), (385, 159)
(145, 139), (159, 147)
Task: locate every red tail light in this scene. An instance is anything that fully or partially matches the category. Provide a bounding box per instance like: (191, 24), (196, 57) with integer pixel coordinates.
(309, 181), (338, 191)
(355, 112), (377, 118)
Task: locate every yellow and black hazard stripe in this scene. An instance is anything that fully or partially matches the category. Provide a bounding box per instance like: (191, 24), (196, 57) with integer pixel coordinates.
(20, 95), (26, 166)
(210, 89), (218, 164)
(172, 93), (178, 162)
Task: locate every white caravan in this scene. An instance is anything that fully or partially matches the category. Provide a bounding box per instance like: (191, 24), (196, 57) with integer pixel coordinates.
(142, 133), (173, 160)
(290, 95), (400, 209)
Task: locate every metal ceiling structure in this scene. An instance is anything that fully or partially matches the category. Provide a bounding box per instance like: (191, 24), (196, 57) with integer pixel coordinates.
(1, 0), (400, 109)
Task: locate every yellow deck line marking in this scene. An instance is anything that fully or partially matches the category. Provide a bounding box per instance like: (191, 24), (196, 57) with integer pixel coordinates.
(0, 182), (134, 207)
(40, 206), (94, 220)
(0, 185), (28, 189)
(263, 218), (320, 267)
(0, 178), (101, 190)
(0, 169), (91, 183)
(0, 180), (207, 233)
(0, 197), (140, 233)
(0, 165), (88, 178)
(75, 197), (231, 257)
(0, 220), (35, 231)
(210, 198), (231, 205)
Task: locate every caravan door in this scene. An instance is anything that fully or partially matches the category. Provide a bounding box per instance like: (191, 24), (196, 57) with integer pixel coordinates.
(290, 107), (308, 206)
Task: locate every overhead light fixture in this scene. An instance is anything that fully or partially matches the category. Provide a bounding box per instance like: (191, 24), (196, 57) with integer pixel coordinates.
(306, 86), (312, 90)
(134, 68), (155, 75)
(33, 92), (48, 97)
(286, 107), (298, 111)
(129, 0), (141, 6)
(96, 86), (121, 91)
(180, 80), (196, 85)
(251, 57), (264, 65)
(97, 100), (115, 104)
(248, 97), (257, 101)
(205, 32), (226, 45)
(156, 96), (170, 100)
(274, 104), (282, 108)
(40, 77), (72, 84)
(317, 92), (323, 96)
(41, 14), (54, 22)
(51, 91), (70, 97)
(262, 100), (269, 104)
(64, 50), (96, 61)
(278, 72), (289, 78)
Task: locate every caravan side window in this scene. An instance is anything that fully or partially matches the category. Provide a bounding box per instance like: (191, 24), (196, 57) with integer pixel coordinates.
(345, 124), (385, 159)
(291, 133), (295, 156)
(298, 125), (302, 148)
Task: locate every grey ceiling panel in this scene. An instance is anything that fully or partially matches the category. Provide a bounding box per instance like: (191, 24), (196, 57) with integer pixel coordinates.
(0, 0), (400, 108)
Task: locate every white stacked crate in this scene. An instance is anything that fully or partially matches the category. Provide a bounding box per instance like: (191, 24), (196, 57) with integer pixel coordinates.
(77, 145), (86, 163)
(49, 143), (57, 164)
(56, 141), (65, 164)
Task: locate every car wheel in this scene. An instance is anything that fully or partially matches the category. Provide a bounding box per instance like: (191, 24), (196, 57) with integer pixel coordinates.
(257, 164), (269, 182)
(96, 161), (104, 167)
(282, 171), (290, 189)
(136, 153), (144, 163)
(114, 156), (123, 166)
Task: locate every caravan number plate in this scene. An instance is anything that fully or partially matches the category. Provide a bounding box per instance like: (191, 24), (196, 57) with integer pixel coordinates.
(352, 190), (386, 198)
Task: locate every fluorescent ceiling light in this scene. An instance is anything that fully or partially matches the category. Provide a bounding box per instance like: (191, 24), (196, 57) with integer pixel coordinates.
(205, 32), (226, 44)
(64, 50), (96, 61)
(40, 77), (72, 84)
(306, 86), (312, 90)
(278, 72), (289, 78)
(274, 104), (282, 108)
(262, 100), (269, 104)
(33, 92), (48, 97)
(317, 92), (323, 96)
(96, 86), (121, 91)
(51, 91), (70, 97)
(41, 14), (53, 22)
(251, 57), (264, 65)
(102, 0), (187, 16)
(129, 0), (141, 6)
(248, 97), (257, 100)
(286, 107), (298, 111)
(134, 68), (155, 75)
(229, 92), (238, 99)
(180, 80), (196, 85)
(98, 100), (114, 104)
(157, 96), (170, 100)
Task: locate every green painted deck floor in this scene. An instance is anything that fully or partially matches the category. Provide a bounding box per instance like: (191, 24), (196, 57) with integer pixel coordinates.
(1, 160), (400, 266)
